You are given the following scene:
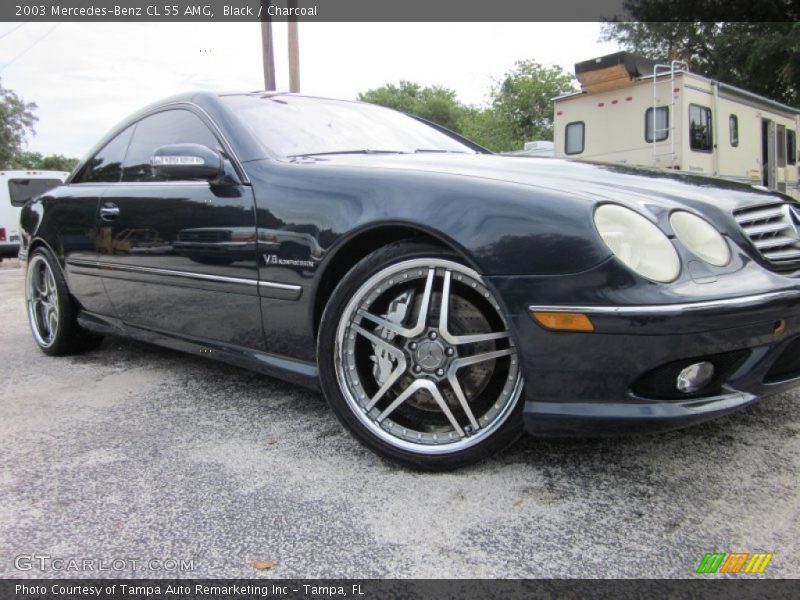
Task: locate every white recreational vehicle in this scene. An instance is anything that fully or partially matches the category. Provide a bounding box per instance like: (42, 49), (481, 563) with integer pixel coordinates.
(0, 170), (68, 261)
(553, 52), (800, 200)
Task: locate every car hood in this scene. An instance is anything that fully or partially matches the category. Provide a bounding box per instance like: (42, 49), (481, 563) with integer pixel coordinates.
(292, 153), (786, 216)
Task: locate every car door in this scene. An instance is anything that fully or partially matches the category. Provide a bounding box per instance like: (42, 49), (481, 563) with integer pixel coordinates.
(98, 108), (263, 349)
(59, 125), (136, 317)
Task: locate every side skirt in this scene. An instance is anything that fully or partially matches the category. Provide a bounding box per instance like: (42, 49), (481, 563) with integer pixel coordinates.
(76, 310), (320, 391)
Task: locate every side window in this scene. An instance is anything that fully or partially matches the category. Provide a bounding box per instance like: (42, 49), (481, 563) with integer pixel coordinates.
(121, 110), (219, 182)
(645, 107), (669, 142)
(565, 122), (585, 155)
(78, 125), (135, 183)
(689, 104), (713, 152)
(788, 130), (796, 166)
(729, 115), (739, 147)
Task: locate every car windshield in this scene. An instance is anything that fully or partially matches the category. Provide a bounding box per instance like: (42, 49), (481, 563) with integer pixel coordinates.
(220, 94), (477, 158)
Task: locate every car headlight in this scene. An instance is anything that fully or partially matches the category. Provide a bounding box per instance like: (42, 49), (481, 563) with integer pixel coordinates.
(669, 211), (731, 267)
(594, 204), (680, 282)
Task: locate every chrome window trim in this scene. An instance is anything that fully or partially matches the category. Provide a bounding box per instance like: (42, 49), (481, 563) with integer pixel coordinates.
(70, 101), (250, 186)
(529, 290), (800, 316)
(66, 258), (301, 291)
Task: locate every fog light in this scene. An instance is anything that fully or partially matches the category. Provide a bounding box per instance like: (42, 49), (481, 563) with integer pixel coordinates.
(676, 361), (715, 393)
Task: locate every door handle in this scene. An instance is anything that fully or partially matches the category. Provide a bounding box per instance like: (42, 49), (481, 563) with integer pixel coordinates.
(99, 203), (120, 221)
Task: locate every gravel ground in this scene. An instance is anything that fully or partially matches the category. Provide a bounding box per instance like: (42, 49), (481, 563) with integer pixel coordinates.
(0, 262), (798, 579)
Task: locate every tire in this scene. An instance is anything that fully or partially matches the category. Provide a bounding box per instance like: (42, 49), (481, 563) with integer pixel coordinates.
(25, 247), (103, 356)
(318, 241), (524, 470)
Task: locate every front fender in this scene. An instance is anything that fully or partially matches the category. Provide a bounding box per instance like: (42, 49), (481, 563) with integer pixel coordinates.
(245, 159), (610, 277)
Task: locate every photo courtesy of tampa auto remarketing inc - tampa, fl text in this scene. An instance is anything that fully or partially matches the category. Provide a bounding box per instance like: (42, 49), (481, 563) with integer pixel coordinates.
(0, 1), (798, 599)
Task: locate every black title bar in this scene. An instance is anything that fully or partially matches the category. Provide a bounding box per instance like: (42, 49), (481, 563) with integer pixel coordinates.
(2, 579), (800, 600)
(2, 0), (798, 22)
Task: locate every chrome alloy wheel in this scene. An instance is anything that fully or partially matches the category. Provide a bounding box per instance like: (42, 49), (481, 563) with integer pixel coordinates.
(26, 254), (60, 348)
(334, 258), (523, 454)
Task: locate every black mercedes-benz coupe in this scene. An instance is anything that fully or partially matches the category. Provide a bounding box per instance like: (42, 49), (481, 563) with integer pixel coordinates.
(18, 92), (800, 469)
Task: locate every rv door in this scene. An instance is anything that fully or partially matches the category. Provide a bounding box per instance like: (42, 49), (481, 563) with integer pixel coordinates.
(776, 124), (787, 194)
(762, 119), (776, 190)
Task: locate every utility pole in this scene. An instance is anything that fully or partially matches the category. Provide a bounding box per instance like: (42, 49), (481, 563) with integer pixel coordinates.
(287, 0), (300, 92)
(260, 0), (276, 91)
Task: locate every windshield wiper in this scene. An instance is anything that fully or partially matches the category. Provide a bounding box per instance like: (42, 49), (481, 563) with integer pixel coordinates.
(288, 149), (408, 158)
(413, 149), (469, 154)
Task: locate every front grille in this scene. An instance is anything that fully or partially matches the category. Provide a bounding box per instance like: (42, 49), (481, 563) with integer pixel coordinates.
(734, 203), (800, 265)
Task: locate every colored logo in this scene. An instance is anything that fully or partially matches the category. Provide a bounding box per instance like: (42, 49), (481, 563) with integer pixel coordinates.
(696, 552), (773, 574)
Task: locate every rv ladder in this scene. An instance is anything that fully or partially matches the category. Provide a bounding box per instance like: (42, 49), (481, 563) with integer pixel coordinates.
(652, 60), (687, 170)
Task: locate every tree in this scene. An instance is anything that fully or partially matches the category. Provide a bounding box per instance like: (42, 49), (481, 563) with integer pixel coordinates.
(359, 62), (575, 153)
(358, 81), (467, 133)
(487, 60), (576, 148)
(14, 151), (80, 172)
(602, 3), (800, 106)
(0, 79), (38, 169)
(458, 107), (518, 153)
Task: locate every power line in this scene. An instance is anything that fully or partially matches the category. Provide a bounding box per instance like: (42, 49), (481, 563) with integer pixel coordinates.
(0, 23), (60, 74)
(0, 22), (27, 42)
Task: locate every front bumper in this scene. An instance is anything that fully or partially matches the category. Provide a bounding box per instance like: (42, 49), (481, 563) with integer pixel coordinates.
(491, 272), (800, 437)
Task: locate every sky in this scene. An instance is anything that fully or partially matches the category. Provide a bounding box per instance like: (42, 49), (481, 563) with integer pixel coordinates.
(0, 22), (619, 158)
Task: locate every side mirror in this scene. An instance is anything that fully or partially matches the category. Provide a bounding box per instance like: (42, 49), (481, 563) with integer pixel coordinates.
(150, 144), (223, 181)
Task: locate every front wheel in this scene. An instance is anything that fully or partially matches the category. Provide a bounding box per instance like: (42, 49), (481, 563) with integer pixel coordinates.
(318, 242), (524, 470)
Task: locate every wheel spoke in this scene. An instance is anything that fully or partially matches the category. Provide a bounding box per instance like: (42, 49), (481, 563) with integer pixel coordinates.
(47, 309), (58, 338)
(357, 310), (413, 338)
(34, 269), (47, 295)
(425, 380), (465, 437)
(447, 373), (480, 431)
(449, 331), (511, 344)
(365, 356), (407, 411)
(408, 268), (435, 337)
(356, 268), (435, 339)
(438, 269), (511, 345)
(377, 379), (425, 422)
(451, 347), (514, 370)
(352, 324), (403, 357)
(46, 269), (56, 296)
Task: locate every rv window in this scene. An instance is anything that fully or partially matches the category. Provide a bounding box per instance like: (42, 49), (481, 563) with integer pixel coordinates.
(689, 104), (713, 152)
(8, 179), (62, 207)
(565, 122), (585, 155)
(645, 107), (669, 142)
(788, 130), (796, 165)
(777, 127), (786, 167)
(729, 115), (739, 147)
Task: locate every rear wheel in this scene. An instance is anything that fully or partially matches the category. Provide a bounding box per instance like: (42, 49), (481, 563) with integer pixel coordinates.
(318, 242), (524, 470)
(26, 247), (103, 356)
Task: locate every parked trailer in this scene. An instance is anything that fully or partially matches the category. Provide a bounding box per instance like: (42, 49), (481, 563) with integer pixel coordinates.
(0, 170), (68, 260)
(553, 52), (800, 200)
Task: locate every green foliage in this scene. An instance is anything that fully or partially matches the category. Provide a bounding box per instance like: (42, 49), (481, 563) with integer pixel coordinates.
(0, 79), (38, 169)
(14, 151), (79, 172)
(458, 108), (517, 153)
(358, 62), (575, 152)
(358, 81), (466, 133)
(487, 60), (576, 147)
(602, 5), (800, 106)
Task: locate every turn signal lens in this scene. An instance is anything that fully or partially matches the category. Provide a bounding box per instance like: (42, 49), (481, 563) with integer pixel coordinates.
(532, 311), (595, 332)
